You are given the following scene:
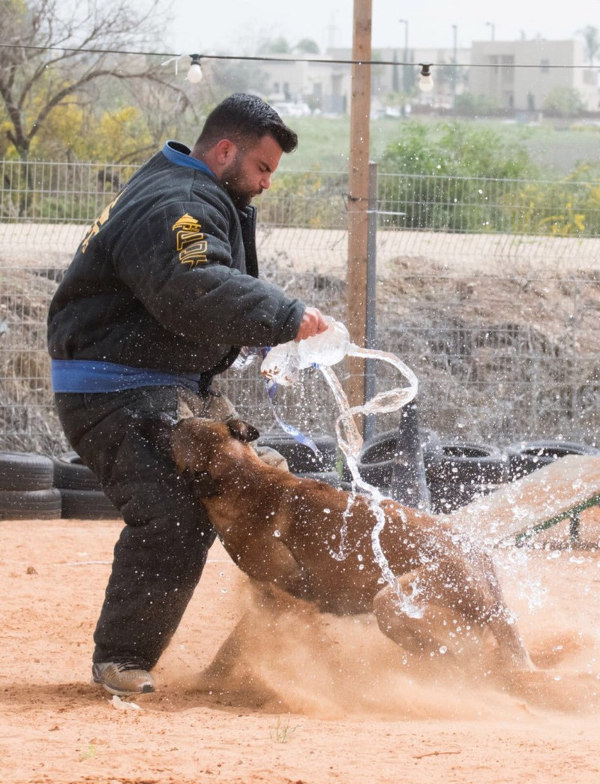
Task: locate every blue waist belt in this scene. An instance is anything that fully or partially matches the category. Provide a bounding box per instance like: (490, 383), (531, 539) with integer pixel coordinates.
(50, 359), (208, 394)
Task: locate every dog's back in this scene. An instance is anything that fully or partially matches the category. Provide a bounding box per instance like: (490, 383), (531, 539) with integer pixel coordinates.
(172, 417), (534, 671)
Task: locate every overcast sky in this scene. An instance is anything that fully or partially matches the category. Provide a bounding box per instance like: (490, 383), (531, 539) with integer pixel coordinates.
(164, 0), (599, 56)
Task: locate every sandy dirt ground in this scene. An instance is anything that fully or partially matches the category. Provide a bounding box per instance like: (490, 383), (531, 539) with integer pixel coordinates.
(3, 513), (600, 784)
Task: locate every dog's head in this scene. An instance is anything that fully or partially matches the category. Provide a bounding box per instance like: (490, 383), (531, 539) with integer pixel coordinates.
(171, 416), (260, 486)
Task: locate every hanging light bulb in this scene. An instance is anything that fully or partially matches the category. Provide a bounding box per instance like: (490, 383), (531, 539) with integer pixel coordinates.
(186, 54), (203, 84)
(418, 63), (434, 92)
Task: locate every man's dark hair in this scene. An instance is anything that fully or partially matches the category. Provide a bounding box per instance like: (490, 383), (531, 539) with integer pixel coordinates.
(195, 93), (298, 154)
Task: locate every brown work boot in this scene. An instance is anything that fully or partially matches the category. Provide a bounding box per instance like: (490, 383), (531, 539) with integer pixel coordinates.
(92, 661), (154, 696)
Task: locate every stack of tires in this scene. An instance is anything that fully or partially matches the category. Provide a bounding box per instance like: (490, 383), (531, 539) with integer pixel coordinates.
(52, 451), (122, 519)
(424, 442), (509, 514)
(505, 440), (600, 481)
(0, 452), (61, 519)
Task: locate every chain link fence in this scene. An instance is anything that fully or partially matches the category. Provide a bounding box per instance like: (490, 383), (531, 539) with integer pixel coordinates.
(1, 160), (600, 454)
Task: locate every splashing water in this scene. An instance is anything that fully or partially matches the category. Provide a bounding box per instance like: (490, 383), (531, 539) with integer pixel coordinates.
(262, 320), (423, 616)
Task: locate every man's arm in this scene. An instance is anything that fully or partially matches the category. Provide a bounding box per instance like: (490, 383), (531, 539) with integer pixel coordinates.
(114, 198), (307, 348)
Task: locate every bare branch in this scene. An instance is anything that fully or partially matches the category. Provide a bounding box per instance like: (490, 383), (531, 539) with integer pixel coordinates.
(0, 0), (173, 158)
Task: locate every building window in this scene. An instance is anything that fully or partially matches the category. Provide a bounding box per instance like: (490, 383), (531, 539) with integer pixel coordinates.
(501, 55), (514, 85)
(540, 59), (550, 73)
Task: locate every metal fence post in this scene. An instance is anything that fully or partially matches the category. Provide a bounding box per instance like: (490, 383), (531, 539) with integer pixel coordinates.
(364, 161), (377, 442)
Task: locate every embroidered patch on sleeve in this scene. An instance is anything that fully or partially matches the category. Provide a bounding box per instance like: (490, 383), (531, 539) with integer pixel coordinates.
(81, 191), (123, 253)
(172, 213), (208, 267)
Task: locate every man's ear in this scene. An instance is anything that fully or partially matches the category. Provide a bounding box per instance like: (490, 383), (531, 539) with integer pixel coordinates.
(214, 138), (237, 165)
(226, 418), (260, 443)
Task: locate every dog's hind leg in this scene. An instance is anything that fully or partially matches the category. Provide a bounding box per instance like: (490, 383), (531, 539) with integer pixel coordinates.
(373, 560), (534, 671)
(372, 579), (470, 659)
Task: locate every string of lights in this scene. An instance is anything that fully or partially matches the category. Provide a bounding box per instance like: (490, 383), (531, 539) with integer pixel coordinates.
(0, 41), (595, 71)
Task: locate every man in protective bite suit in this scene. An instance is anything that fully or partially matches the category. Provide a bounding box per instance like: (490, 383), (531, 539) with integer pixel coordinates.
(47, 93), (327, 696)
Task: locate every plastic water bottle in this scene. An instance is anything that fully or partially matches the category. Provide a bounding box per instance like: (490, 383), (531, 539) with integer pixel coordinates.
(297, 318), (350, 368)
(260, 340), (302, 385)
(261, 317), (350, 386)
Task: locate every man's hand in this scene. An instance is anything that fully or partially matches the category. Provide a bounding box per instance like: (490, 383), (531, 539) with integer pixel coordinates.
(295, 307), (329, 341)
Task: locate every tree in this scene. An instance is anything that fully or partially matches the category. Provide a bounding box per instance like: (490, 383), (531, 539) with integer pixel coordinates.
(381, 121), (536, 179)
(295, 38), (319, 55)
(0, 0), (186, 160)
(258, 37), (292, 55)
(578, 25), (600, 65)
(542, 86), (586, 118)
(379, 121), (539, 231)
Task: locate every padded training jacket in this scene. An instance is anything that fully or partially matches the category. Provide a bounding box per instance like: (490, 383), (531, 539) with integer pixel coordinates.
(47, 141), (305, 376)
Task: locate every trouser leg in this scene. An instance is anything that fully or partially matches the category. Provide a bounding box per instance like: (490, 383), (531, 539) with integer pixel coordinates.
(55, 386), (217, 670)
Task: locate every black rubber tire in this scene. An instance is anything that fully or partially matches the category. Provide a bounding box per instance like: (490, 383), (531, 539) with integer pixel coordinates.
(0, 452), (54, 491)
(52, 451), (101, 491)
(61, 489), (122, 520)
(256, 433), (337, 472)
(424, 442), (509, 485)
(341, 428), (438, 484)
(506, 440), (600, 481)
(0, 488), (62, 519)
(427, 480), (500, 514)
(356, 430), (400, 486)
(424, 441), (509, 514)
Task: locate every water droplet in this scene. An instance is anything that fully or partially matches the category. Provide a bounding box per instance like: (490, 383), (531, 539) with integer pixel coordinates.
(273, 530), (281, 538)
(439, 645), (448, 655)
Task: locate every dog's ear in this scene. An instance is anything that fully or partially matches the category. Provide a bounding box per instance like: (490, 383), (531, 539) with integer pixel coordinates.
(226, 417), (260, 443)
(177, 400), (195, 421)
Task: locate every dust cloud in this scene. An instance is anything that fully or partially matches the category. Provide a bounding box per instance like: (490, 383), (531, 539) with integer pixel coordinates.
(186, 550), (600, 721)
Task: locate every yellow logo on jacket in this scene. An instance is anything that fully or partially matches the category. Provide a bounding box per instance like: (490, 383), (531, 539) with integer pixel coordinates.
(172, 213), (208, 267)
(81, 191), (123, 253)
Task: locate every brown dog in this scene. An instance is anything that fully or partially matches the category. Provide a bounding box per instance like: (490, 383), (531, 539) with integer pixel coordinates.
(172, 416), (534, 671)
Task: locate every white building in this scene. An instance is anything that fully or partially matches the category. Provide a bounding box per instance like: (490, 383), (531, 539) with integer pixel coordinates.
(259, 55), (349, 114)
(259, 46), (469, 115)
(469, 39), (599, 112)
(255, 38), (598, 116)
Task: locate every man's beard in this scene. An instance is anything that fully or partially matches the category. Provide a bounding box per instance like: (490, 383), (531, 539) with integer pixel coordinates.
(220, 155), (258, 209)
(224, 184), (254, 210)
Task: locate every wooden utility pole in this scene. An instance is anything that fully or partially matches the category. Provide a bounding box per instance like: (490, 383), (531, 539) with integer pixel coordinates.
(346, 0), (372, 420)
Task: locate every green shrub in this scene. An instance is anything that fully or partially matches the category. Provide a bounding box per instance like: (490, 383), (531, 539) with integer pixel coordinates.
(377, 121), (541, 231)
